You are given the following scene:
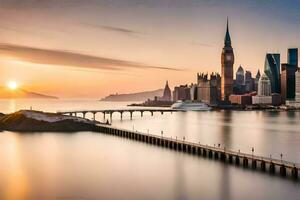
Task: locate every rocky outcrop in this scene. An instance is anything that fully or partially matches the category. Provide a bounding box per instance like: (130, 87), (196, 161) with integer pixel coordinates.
(0, 110), (99, 132)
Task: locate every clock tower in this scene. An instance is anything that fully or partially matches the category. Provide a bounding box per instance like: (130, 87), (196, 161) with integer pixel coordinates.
(221, 19), (234, 102)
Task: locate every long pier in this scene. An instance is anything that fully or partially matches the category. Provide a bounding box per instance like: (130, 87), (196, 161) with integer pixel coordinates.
(57, 108), (177, 121)
(94, 124), (299, 180)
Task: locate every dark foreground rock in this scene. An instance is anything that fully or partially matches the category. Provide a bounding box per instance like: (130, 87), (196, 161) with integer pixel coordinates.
(0, 110), (101, 132)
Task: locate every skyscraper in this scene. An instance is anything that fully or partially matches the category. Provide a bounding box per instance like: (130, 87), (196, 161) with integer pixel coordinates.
(281, 49), (298, 102)
(288, 48), (298, 67)
(221, 19), (234, 102)
(281, 64), (298, 101)
(254, 70), (261, 91)
(264, 53), (281, 93)
(236, 65), (245, 85)
(245, 70), (254, 92)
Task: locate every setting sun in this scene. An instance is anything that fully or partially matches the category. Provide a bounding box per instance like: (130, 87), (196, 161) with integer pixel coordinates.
(7, 81), (18, 90)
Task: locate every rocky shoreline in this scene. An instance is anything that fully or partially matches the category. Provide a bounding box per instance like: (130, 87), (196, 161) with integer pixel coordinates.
(0, 110), (102, 132)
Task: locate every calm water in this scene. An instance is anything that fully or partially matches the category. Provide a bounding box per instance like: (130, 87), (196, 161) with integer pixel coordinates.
(0, 99), (299, 200)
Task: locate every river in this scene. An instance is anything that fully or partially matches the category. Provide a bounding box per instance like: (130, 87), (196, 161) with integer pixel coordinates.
(0, 99), (299, 200)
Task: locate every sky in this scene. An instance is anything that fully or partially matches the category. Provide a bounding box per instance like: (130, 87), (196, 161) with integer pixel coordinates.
(0, 0), (299, 98)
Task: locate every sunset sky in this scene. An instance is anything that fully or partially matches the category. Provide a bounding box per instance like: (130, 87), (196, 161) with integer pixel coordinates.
(0, 0), (299, 98)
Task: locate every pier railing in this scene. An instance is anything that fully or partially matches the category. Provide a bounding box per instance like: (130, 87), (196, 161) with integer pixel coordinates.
(94, 124), (299, 180)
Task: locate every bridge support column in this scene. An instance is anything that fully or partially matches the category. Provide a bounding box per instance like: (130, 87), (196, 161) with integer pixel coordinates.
(220, 153), (226, 162)
(151, 111), (154, 116)
(280, 165), (286, 177)
(130, 111), (133, 120)
(197, 147), (202, 156)
(243, 157), (248, 168)
(141, 111), (144, 117)
(120, 112), (123, 120)
(92, 112), (96, 121)
(292, 167), (298, 179)
(214, 152), (219, 160)
(208, 150), (213, 158)
(261, 161), (266, 171)
(229, 155), (233, 163)
(252, 160), (257, 169)
(83, 112), (87, 118)
(203, 149), (207, 157)
(235, 156), (240, 166)
(269, 163), (275, 174)
(110, 112), (113, 122)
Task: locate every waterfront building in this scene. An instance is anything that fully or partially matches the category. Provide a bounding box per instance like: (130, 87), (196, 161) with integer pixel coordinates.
(264, 53), (281, 93)
(197, 73), (221, 106)
(254, 70), (261, 91)
(281, 64), (298, 101)
(221, 19), (234, 102)
(252, 73), (272, 105)
(245, 70), (254, 93)
(229, 94), (253, 105)
(288, 48), (298, 67)
(173, 85), (191, 102)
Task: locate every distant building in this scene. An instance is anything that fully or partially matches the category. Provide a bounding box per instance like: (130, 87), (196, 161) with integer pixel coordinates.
(233, 65), (246, 94)
(190, 84), (198, 101)
(254, 70), (261, 91)
(160, 81), (172, 101)
(286, 69), (300, 107)
(221, 19), (234, 102)
(252, 73), (272, 105)
(229, 94), (253, 105)
(197, 73), (221, 105)
(258, 73), (271, 96)
(264, 53), (281, 93)
(288, 48), (298, 67)
(281, 64), (298, 101)
(173, 85), (191, 102)
(236, 65), (245, 85)
(245, 70), (254, 93)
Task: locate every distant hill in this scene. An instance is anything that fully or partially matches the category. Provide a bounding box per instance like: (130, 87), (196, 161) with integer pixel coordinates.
(101, 89), (164, 102)
(0, 87), (58, 99)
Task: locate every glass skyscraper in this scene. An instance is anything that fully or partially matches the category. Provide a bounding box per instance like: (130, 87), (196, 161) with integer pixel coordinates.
(288, 48), (298, 67)
(264, 53), (281, 93)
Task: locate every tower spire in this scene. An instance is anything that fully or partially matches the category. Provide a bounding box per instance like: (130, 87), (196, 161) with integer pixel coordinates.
(225, 17), (232, 47)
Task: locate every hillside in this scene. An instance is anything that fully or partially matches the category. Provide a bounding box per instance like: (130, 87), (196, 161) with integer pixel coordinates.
(101, 89), (163, 102)
(0, 110), (99, 132)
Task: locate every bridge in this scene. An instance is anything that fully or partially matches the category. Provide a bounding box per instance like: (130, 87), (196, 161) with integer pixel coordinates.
(93, 124), (299, 180)
(57, 108), (178, 121)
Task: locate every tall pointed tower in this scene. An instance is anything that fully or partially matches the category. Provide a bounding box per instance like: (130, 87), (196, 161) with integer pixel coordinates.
(221, 19), (234, 102)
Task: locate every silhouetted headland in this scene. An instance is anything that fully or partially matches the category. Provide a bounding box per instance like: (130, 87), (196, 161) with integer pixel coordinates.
(0, 110), (101, 132)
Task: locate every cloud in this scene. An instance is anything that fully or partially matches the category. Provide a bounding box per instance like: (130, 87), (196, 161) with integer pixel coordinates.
(84, 23), (143, 36)
(0, 43), (180, 71)
(191, 42), (213, 47)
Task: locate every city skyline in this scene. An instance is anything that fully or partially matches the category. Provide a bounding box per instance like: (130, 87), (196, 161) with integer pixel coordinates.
(0, 0), (300, 98)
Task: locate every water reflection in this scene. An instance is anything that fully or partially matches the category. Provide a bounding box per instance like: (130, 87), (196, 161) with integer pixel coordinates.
(219, 111), (232, 148)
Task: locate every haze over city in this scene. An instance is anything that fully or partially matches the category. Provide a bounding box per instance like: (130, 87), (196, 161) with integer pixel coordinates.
(0, 0), (300, 97)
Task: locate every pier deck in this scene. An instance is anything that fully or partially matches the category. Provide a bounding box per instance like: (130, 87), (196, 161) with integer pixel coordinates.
(94, 124), (299, 180)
